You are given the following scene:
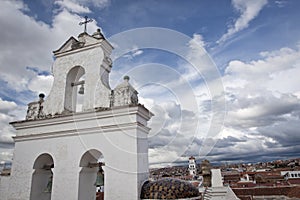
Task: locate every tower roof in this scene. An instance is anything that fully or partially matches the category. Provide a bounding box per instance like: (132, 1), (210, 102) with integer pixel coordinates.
(114, 76), (138, 95)
(53, 29), (113, 57)
(189, 156), (195, 160)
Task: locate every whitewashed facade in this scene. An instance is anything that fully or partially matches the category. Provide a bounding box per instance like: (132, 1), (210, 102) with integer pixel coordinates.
(6, 29), (153, 200)
(188, 156), (197, 176)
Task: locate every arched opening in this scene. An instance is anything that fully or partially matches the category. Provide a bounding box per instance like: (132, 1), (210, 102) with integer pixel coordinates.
(78, 149), (105, 200)
(30, 153), (54, 200)
(64, 66), (85, 113)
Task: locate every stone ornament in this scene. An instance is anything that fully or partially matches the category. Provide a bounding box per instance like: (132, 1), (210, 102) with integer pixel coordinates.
(26, 93), (45, 120)
(112, 76), (139, 107)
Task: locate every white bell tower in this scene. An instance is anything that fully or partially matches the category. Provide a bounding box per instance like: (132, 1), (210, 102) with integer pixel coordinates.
(8, 28), (153, 200)
(189, 156), (197, 176)
(43, 29), (113, 115)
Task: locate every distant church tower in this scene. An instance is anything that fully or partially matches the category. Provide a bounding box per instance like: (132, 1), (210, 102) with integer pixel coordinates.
(188, 156), (197, 176)
(8, 27), (153, 200)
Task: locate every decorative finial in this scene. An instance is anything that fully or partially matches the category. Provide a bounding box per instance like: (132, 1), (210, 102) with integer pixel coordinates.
(39, 93), (45, 101)
(92, 28), (105, 39)
(124, 76), (130, 81)
(79, 16), (93, 33)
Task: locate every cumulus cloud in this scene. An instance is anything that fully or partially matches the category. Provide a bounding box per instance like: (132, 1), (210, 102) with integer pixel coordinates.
(217, 0), (268, 43)
(213, 44), (300, 163)
(27, 75), (54, 96)
(275, 0), (287, 8)
(0, 0), (98, 92)
(153, 42), (300, 164)
(122, 45), (144, 60)
(108, 32), (224, 166)
(0, 151), (14, 162)
(54, 0), (110, 13)
(55, 0), (91, 13)
(147, 101), (202, 166)
(224, 46), (300, 97)
(0, 98), (20, 162)
(0, 98), (17, 114)
(76, 0), (110, 9)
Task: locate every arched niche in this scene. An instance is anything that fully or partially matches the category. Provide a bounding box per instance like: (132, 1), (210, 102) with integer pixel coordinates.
(64, 66), (85, 113)
(30, 153), (54, 200)
(78, 149), (105, 200)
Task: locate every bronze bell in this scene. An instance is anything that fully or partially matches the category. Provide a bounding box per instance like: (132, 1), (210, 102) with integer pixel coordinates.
(44, 175), (53, 193)
(78, 84), (84, 94)
(95, 171), (104, 187)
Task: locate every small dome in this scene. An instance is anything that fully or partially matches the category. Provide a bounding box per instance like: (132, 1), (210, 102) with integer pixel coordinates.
(112, 75), (138, 106)
(39, 93), (45, 98)
(123, 75), (130, 80)
(140, 178), (200, 199)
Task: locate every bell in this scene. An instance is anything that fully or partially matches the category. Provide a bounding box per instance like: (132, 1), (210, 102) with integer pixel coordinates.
(94, 171), (104, 187)
(44, 175), (53, 193)
(78, 84), (84, 94)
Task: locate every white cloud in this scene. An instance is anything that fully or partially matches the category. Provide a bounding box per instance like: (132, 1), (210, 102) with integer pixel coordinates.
(55, 0), (91, 13)
(108, 32), (225, 165)
(0, 98), (17, 114)
(149, 148), (179, 168)
(0, 151), (14, 162)
(76, 0), (110, 8)
(225, 46), (300, 93)
(186, 34), (210, 75)
(0, 0), (99, 92)
(122, 46), (144, 59)
(275, 1), (287, 8)
(217, 0), (268, 43)
(214, 44), (300, 162)
(0, 98), (19, 162)
(28, 75), (54, 96)
(188, 34), (206, 50)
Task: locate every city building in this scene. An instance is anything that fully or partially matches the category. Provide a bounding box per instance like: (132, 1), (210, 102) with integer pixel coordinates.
(189, 156), (197, 176)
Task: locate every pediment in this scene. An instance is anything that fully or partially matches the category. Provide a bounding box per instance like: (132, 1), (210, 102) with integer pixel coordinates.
(53, 36), (78, 55)
(52, 31), (112, 57)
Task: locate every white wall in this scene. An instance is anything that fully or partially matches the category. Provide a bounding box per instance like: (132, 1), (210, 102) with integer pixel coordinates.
(8, 105), (152, 200)
(0, 176), (10, 200)
(211, 169), (223, 187)
(43, 34), (113, 116)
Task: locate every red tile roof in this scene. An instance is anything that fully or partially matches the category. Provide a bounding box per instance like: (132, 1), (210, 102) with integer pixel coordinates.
(233, 186), (300, 199)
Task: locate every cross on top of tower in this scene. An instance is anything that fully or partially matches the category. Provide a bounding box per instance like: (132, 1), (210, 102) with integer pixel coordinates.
(79, 16), (93, 33)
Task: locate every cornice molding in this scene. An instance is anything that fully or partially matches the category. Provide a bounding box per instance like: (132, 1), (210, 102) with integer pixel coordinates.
(14, 121), (150, 142)
(11, 105), (152, 140)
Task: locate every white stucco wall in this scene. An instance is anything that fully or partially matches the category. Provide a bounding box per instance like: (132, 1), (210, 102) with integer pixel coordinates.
(8, 105), (152, 200)
(0, 176), (10, 200)
(189, 159), (196, 175)
(43, 35), (113, 116)
(211, 169), (223, 187)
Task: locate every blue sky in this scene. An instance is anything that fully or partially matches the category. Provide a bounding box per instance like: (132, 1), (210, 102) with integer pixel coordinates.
(1, 0), (300, 167)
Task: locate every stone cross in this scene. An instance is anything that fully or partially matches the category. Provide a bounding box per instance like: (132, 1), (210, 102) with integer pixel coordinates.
(79, 16), (93, 33)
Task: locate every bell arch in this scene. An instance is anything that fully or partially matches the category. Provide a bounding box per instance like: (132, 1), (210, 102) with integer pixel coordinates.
(64, 66), (85, 113)
(78, 149), (105, 200)
(30, 153), (54, 200)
